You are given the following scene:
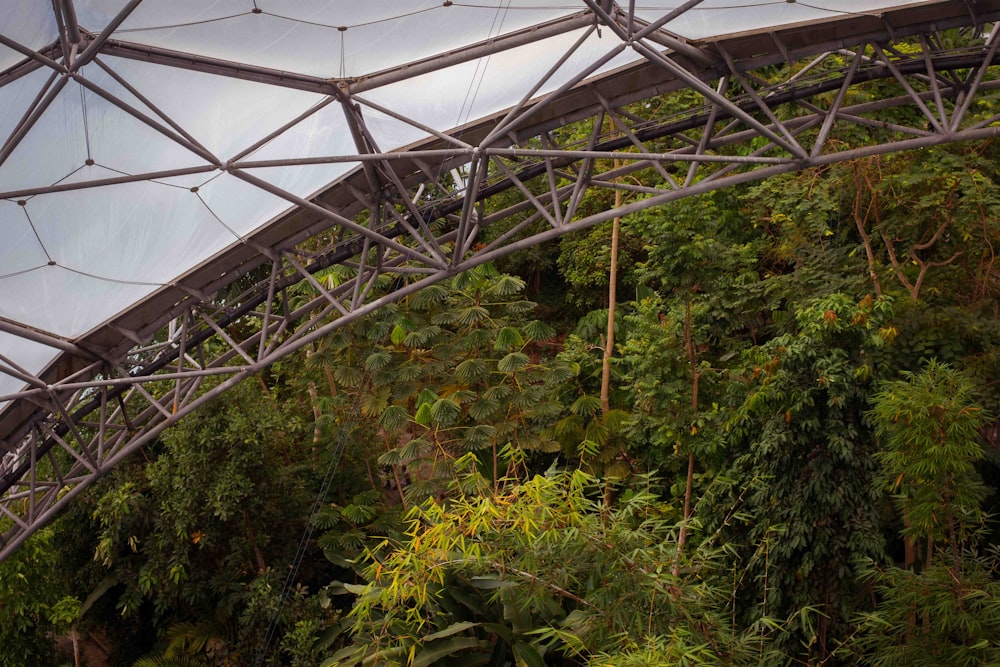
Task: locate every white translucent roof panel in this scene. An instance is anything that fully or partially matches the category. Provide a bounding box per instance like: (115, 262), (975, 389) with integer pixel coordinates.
(0, 80), (89, 194)
(195, 172), (316, 237)
(645, 0), (931, 40)
(0, 337), (60, 405)
(2, 178), (251, 337)
(364, 28), (641, 138)
(79, 1), (582, 78)
(0, 266), (157, 340)
(0, 0), (58, 71)
(0, 67), (55, 152)
(97, 57), (327, 161)
(241, 101), (359, 197)
(0, 199), (49, 277)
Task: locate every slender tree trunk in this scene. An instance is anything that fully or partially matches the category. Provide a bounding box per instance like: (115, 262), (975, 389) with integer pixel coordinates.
(674, 301), (699, 577)
(903, 517), (916, 570)
(492, 439), (499, 494)
(244, 509), (266, 573)
(307, 381), (322, 446)
(600, 165), (623, 415)
(851, 163), (882, 296)
(383, 431), (407, 509)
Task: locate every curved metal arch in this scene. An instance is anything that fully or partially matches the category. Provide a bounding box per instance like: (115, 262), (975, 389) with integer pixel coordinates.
(1, 1), (1000, 560)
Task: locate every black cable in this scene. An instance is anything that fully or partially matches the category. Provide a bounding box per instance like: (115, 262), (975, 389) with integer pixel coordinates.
(252, 278), (399, 666)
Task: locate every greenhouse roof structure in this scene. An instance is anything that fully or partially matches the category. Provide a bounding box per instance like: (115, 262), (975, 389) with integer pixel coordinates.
(0, 0), (998, 558)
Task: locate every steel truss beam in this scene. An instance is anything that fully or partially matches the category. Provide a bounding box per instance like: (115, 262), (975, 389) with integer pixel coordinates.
(1, 1), (1000, 560)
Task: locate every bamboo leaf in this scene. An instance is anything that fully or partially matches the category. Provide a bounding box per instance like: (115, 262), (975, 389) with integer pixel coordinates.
(421, 621), (479, 642)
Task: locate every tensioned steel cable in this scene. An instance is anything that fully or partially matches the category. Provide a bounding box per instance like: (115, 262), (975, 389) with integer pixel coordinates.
(252, 276), (402, 667)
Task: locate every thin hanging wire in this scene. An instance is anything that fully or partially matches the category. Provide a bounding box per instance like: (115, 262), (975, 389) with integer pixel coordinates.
(454, 0), (512, 131)
(252, 276), (401, 667)
(252, 412), (351, 666)
(441, 0), (512, 211)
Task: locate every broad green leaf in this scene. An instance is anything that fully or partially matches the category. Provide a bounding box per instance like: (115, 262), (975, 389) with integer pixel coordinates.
(409, 283), (449, 309)
(497, 352), (530, 373)
(470, 576), (517, 589)
(430, 398), (461, 427)
(455, 358), (488, 384)
(487, 274), (526, 296)
(512, 642), (546, 667)
(333, 364), (364, 387)
(390, 324), (407, 346)
(461, 424), (496, 450)
(482, 385), (513, 401)
(458, 305), (491, 327)
(462, 328), (493, 351)
(569, 394), (602, 418)
(522, 319), (555, 341)
(324, 581), (358, 596)
(405, 325), (442, 347)
(341, 502), (377, 524)
(555, 415), (583, 438)
(412, 638), (489, 667)
(320, 644), (365, 667)
(314, 618), (352, 652)
(416, 388), (439, 408)
(482, 622), (515, 644)
(400, 437), (432, 461)
(379, 405), (409, 431)
(364, 350), (392, 371)
(360, 386), (390, 417)
(377, 447), (405, 466)
(469, 399), (499, 422)
(494, 326), (525, 351)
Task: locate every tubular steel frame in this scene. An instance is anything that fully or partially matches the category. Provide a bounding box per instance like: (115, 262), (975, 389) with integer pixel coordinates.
(0, 0), (999, 560)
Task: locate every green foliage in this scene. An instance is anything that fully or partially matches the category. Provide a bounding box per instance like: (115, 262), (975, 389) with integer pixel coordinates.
(841, 361), (999, 665)
(620, 296), (728, 471)
(846, 553), (1000, 666)
(0, 529), (77, 666)
(557, 219), (647, 310)
(871, 361), (989, 549)
(85, 375), (334, 664)
(347, 264), (570, 499)
(332, 470), (759, 666)
(719, 293), (895, 662)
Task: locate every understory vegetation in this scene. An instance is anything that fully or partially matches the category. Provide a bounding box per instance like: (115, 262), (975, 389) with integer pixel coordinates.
(4, 66), (1000, 667)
